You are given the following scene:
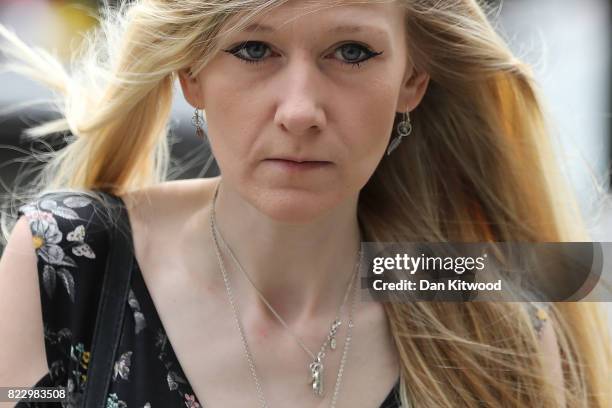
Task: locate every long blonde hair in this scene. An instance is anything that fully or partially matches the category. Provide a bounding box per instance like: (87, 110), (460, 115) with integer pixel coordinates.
(1, 0), (610, 406)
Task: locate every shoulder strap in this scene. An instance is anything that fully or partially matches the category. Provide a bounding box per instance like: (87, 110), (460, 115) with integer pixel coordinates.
(81, 196), (134, 408)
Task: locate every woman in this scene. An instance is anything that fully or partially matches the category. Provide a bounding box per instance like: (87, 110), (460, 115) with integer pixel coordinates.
(0, 0), (610, 407)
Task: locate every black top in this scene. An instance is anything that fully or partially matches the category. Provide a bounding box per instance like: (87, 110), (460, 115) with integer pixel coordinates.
(16, 191), (402, 408)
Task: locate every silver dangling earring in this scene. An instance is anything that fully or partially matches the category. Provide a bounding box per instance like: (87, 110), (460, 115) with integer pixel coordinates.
(192, 108), (206, 140)
(386, 111), (412, 156)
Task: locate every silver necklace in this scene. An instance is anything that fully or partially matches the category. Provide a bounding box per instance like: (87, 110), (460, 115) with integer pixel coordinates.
(209, 183), (361, 408)
(212, 209), (359, 397)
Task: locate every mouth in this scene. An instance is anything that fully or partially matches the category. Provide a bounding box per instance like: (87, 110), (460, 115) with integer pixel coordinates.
(264, 158), (333, 171)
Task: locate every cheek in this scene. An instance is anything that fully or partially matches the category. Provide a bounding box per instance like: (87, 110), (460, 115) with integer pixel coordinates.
(342, 79), (398, 181)
(198, 69), (260, 171)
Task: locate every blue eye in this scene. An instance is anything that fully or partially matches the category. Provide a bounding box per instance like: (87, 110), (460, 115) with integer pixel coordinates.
(333, 43), (377, 67)
(222, 41), (383, 68)
(228, 41), (271, 63)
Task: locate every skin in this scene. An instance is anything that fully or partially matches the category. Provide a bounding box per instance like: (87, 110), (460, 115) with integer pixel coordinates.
(141, 1), (428, 405)
(178, 0), (429, 323)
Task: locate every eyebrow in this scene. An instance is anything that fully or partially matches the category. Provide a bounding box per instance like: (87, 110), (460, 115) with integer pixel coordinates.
(242, 22), (389, 37)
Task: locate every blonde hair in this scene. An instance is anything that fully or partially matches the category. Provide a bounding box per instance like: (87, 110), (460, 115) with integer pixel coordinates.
(1, 0), (610, 406)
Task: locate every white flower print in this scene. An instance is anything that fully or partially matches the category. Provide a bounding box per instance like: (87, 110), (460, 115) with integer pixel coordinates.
(105, 392), (127, 408)
(67, 225), (96, 259)
(167, 371), (188, 391)
(24, 209), (76, 267)
(113, 351), (133, 381)
(19, 208), (76, 301)
(42, 264), (76, 302)
(40, 198), (80, 220)
(63, 196), (92, 209)
(184, 393), (200, 408)
(127, 289), (147, 334)
(20, 195), (96, 301)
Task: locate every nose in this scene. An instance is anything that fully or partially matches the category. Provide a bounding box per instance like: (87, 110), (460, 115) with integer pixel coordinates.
(273, 56), (327, 136)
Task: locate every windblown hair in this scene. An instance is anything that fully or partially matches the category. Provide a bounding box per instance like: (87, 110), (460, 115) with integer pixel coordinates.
(1, 0), (610, 406)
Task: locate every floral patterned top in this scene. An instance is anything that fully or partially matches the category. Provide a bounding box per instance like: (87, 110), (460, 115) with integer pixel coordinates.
(15, 191), (404, 408)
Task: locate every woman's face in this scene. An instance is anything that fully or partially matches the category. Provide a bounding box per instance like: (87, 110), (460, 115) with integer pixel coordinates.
(180, 0), (429, 223)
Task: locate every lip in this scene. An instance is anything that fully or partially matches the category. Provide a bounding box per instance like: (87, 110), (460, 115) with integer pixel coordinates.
(267, 156), (329, 163)
(264, 158), (333, 172)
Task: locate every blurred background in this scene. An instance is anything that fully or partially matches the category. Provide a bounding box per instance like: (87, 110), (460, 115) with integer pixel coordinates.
(0, 0), (610, 246)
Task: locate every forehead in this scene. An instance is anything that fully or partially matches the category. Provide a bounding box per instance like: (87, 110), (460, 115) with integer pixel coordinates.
(220, 0), (404, 40)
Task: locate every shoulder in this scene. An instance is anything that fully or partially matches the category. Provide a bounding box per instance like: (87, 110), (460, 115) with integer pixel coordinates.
(16, 190), (118, 302)
(17, 190), (116, 263)
(119, 178), (218, 257)
(120, 177), (218, 220)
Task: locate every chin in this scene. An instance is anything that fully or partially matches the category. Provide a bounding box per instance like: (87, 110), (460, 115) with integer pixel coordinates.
(250, 188), (345, 224)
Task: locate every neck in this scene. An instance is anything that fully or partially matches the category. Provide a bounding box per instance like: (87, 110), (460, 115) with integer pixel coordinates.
(210, 179), (362, 325)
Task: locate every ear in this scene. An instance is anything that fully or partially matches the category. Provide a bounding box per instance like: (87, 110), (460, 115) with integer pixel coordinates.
(178, 67), (204, 109)
(396, 66), (430, 112)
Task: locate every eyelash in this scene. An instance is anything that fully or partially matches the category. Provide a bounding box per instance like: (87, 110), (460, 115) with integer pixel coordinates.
(222, 41), (383, 69)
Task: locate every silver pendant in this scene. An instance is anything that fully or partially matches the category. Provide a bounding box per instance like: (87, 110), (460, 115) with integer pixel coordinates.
(309, 360), (324, 397)
(386, 136), (403, 155)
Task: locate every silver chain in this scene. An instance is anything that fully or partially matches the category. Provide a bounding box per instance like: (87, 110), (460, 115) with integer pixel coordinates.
(213, 219), (356, 361)
(330, 266), (359, 408)
(209, 181), (361, 408)
(212, 203), (359, 398)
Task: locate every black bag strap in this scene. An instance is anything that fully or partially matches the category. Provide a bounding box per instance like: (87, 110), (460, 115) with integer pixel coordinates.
(81, 196), (134, 408)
